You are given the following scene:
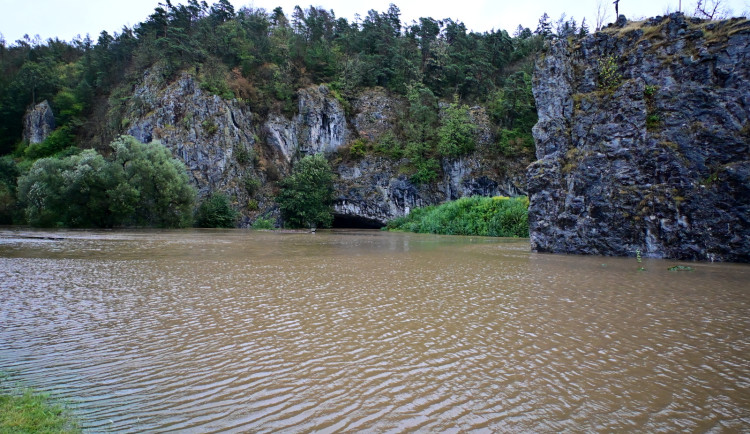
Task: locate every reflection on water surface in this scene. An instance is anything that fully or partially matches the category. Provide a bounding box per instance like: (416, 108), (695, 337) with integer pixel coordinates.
(1, 228), (749, 432)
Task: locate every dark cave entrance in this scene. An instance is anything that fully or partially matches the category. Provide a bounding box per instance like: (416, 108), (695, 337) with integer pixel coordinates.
(332, 213), (386, 229)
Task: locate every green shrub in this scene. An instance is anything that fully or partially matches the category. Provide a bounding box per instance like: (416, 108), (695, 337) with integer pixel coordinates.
(437, 96), (476, 157)
(497, 128), (534, 156)
(276, 153), (335, 229)
(252, 217), (275, 229)
(17, 136), (195, 228)
(201, 119), (219, 135)
(244, 175), (262, 195)
(24, 126), (75, 160)
(598, 56), (622, 90)
(373, 131), (403, 159)
(195, 192), (238, 228)
(410, 157), (440, 185)
(348, 138), (369, 159)
(386, 195), (529, 237)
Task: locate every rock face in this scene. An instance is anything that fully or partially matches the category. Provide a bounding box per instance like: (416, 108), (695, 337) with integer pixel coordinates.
(122, 67), (529, 227)
(333, 153), (526, 226)
(23, 101), (55, 144)
(333, 90), (527, 226)
(528, 14), (750, 262)
(265, 85), (350, 162)
(125, 69), (264, 224)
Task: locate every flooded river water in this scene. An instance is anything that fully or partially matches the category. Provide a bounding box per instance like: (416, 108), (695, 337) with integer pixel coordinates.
(1, 228), (748, 432)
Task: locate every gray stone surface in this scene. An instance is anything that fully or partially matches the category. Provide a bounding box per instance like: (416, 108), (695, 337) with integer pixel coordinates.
(23, 100), (55, 144)
(123, 67), (530, 227)
(528, 14), (750, 262)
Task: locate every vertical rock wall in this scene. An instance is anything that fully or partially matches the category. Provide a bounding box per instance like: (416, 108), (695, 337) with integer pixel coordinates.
(528, 14), (750, 262)
(23, 101), (55, 144)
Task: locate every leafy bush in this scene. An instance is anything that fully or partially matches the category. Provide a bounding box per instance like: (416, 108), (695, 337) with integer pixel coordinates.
(251, 217), (275, 229)
(244, 175), (262, 195)
(437, 97), (476, 157)
(23, 126), (76, 159)
(348, 138), (369, 159)
(17, 136), (195, 228)
(386, 195), (529, 237)
(598, 56), (622, 90)
(195, 193), (238, 228)
(497, 128), (535, 156)
(276, 153), (335, 229)
(373, 131), (403, 159)
(0, 156), (19, 224)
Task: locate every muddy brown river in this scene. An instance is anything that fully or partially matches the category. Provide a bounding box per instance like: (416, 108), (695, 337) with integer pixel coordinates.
(1, 228), (748, 432)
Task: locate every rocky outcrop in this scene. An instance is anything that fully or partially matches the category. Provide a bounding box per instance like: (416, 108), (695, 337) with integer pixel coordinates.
(265, 85), (350, 161)
(334, 153), (527, 226)
(333, 90), (527, 226)
(122, 67), (529, 228)
(528, 14), (750, 262)
(23, 101), (55, 144)
(124, 69), (265, 224)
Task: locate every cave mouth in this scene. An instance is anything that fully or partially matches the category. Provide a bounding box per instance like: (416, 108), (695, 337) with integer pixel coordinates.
(332, 213), (386, 229)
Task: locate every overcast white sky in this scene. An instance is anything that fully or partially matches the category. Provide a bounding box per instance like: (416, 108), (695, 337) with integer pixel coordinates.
(1, 0), (749, 44)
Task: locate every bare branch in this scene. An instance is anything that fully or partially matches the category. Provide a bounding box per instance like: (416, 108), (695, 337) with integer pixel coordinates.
(595, 0), (611, 31)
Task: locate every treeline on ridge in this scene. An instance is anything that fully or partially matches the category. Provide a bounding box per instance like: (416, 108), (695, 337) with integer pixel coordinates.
(0, 1), (588, 228)
(0, 0), (581, 156)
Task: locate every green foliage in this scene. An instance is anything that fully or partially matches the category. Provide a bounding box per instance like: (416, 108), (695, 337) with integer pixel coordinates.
(598, 56), (622, 90)
(235, 146), (257, 166)
(489, 71), (537, 137)
(17, 150), (114, 227)
(244, 174), (262, 195)
(17, 135), (195, 228)
(404, 140), (440, 184)
(201, 119), (219, 135)
(386, 195), (529, 237)
(635, 248), (646, 271)
(0, 4), (544, 157)
(23, 126), (76, 159)
(404, 84), (439, 146)
(276, 153), (335, 229)
(410, 157), (441, 185)
(347, 138), (370, 160)
(195, 192), (238, 228)
(646, 113), (661, 130)
(0, 156), (20, 224)
(110, 136), (196, 227)
(437, 96), (476, 157)
(0, 390), (80, 433)
(373, 131), (404, 159)
(668, 265), (694, 271)
(252, 217), (275, 229)
(497, 128), (535, 156)
(644, 84), (659, 97)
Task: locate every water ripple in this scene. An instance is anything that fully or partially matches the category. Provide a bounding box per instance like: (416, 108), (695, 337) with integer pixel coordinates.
(1, 229), (749, 432)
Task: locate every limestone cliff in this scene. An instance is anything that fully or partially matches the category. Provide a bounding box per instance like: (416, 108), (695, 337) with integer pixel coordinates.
(528, 14), (750, 262)
(121, 68), (528, 227)
(23, 101), (55, 144)
(333, 93), (527, 226)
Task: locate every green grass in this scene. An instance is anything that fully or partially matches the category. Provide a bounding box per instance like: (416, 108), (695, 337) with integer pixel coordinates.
(0, 389), (80, 433)
(385, 195), (529, 237)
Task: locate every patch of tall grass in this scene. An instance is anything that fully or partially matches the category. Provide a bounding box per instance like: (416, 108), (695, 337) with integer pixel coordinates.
(0, 389), (80, 433)
(385, 195), (529, 237)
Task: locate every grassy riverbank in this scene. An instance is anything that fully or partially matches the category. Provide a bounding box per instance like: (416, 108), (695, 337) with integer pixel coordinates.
(0, 390), (80, 433)
(385, 196), (529, 237)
